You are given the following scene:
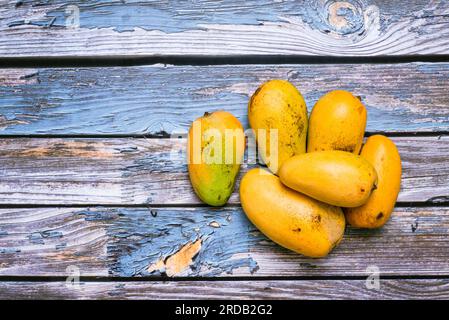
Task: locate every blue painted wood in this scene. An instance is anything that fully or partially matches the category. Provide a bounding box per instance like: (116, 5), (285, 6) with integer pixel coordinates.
(1, 206), (448, 277)
(1, 1), (448, 57)
(4, 0), (426, 34)
(1, 63), (448, 135)
(108, 207), (259, 277)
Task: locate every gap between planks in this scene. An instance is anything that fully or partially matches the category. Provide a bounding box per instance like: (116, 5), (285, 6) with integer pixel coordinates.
(2, 274), (449, 282)
(2, 55), (449, 69)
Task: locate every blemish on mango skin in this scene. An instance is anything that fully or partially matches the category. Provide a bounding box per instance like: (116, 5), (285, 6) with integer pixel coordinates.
(249, 86), (262, 113)
(147, 238), (202, 277)
(332, 141), (356, 153)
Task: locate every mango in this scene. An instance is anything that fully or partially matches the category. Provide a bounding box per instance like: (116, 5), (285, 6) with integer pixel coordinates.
(248, 80), (308, 174)
(187, 111), (245, 206)
(279, 151), (377, 207)
(307, 90), (367, 154)
(240, 168), (345, 258)
(345, 135), (402, 228)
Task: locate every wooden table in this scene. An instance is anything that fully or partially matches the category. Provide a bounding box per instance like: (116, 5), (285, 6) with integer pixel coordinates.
(0, 0), (448, 300)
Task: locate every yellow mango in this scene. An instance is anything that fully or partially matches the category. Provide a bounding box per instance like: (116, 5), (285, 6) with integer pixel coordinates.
(248, 80), (308, 174)
(307, 90), (367, 154)
(279, 151), (377, 207)
(187, 111), (245, 206)
(345, 135), (402, 228)
(240, 168), (345, 258)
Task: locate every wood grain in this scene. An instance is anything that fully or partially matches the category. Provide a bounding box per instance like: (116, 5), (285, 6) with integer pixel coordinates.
(1, 63), (448, 134)
(0, 206), (448, 277)
(0, 136), (447, 205)
(1, 279), (449, 300)
(1, 1), (448, 57)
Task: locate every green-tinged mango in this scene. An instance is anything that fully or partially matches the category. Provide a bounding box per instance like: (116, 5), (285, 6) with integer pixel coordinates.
(188, 111), (245, 206)
(240, 168), (346, 258)
(248, 80), (308, 174)
(345, 135), (402, 228)
(307, 90), (367, 154)
(279, 151), (378, 207)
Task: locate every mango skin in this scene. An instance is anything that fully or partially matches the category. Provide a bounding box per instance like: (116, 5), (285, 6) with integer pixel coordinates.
(345, 135), (402, 228)
(279, 151), (378, 207)
(188, 111), (245, 206)
(307, 90), (367, 154)
(240, 168), (345, 258)
(248, 80), (308, 174)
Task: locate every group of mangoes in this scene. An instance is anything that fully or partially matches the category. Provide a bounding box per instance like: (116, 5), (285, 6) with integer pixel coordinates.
(188, 80), (402, 258)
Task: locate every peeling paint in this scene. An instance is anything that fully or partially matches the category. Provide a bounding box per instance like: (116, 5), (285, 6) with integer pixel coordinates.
(147, 238), (202, 277)
(147, 259), (165, 274)
(6, 0), (309, 33)
(108, 208), (259, 277)
(55, 243), (67, 250)
(0, 115), (30, 131)
(27, 230), (63, 245)
(78, 209), (117, 222)
(1, 206), (449, 278)
(209, 221), (220, 228)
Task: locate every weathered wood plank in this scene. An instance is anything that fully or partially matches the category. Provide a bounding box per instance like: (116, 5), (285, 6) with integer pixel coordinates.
(1, 279), (449, 300)
(0, 206), (448, 277)
(1, 63), (448, 134)
(0, 137), (447, 205)
(1, 1), (448, 57)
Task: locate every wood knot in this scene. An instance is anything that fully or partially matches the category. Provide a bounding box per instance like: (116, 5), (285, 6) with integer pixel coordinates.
(326, 1), (364, 36)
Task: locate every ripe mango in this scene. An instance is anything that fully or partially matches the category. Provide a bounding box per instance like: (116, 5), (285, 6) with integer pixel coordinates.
(187, 111), (245, 206)
(248, 80), (308, 174)
(345, 135), (402, 228)
(307, 90), (367, 154)
(240, 168), (345, 258)
(279, 151), (378, 207)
